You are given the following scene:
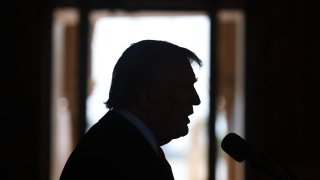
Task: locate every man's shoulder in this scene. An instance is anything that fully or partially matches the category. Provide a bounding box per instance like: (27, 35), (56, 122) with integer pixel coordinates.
(90, 110), (137, 133)
(60, 110), (169, 180)
(77, 110), (145, 146)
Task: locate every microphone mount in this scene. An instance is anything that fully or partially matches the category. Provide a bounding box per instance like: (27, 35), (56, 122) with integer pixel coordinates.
(221, 133), (299, 180)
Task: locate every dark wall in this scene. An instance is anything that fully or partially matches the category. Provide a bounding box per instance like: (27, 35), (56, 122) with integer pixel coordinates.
(1, 0), (319, 179)
(245, 0), (320, 179)
(1, 1), (52, 180)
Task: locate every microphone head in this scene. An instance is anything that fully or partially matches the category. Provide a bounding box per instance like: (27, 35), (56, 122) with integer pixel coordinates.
(221, 133), (254, 162)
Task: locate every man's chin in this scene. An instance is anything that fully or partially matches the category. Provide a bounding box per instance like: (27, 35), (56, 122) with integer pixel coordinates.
(175, 127), (189, 138)
(181, 127), (189, 136)
(161, 127), (189, 145)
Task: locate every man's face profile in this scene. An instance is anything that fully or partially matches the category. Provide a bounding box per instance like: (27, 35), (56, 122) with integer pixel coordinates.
(148, 61), (201, 144)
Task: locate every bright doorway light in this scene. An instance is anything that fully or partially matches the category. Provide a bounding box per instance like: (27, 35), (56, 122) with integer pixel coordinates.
(87, 10), (210, 180)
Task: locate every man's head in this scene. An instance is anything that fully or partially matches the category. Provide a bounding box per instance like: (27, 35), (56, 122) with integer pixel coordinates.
(106, 40), (202, 145)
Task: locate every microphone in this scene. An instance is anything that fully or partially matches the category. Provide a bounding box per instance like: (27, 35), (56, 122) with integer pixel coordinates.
(221, 133), (298, 180)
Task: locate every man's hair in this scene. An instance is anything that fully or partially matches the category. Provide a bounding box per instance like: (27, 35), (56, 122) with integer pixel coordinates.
(105, 39), (202, 109)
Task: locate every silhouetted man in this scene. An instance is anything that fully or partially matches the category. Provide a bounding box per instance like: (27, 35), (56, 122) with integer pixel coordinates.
(60, 40), (202, 179)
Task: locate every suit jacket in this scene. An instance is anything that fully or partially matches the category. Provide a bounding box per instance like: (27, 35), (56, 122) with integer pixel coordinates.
(60, 110), (174, 180)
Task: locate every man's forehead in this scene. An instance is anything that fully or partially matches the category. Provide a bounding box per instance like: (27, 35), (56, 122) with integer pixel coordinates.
(165, 63), (197, 81)
(145, 57), (198, 83)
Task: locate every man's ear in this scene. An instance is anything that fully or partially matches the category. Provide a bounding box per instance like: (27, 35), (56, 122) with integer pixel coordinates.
(136, 87), (153, 111)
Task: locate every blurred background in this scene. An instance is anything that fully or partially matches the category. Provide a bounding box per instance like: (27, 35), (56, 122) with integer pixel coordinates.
(1, 0), (319, 180)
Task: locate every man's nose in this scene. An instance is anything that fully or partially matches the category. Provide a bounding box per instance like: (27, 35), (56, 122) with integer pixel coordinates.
(192, 87), (201, 106)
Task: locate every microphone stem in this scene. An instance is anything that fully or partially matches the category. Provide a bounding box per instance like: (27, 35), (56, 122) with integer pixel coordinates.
(256, 150), (298, 180)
